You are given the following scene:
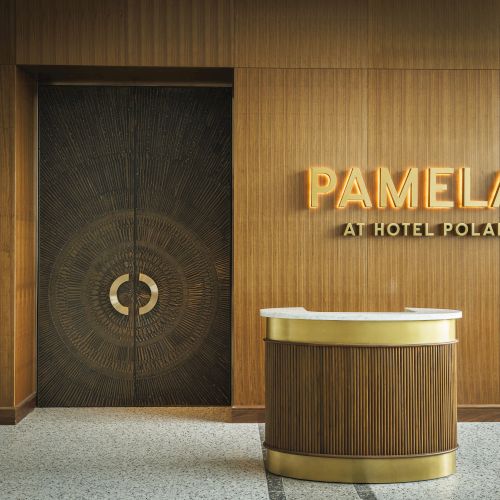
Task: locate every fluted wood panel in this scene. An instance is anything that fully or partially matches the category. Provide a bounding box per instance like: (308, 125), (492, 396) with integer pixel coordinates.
(0, 0), (15, 64)
(233, 68), (368, 406)
(234, 0), (368, 69)
(368, 0), (500, 69)
(366, 70), (500, 404)
(11, 0), (500, 68)
(16, 0), (233, 67)
(265, 341), (457, 457)
(234, 67), (500, 410)
(234, 0), (500, 69)
(125, 0), (233, 67)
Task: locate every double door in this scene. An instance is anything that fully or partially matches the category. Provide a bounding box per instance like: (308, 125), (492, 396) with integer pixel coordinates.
(38, 86), (231, 406)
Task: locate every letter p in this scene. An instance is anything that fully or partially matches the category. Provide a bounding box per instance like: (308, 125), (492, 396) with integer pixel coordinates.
(308, 167), (337, 208)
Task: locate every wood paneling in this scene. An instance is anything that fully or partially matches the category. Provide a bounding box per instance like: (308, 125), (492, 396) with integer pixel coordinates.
(2, 0), (500, 418)
(233, 68), (368, 406)
(16, 0), (233, 67)
(12, 0), (500, 69)
(234, 0), (368, 69)
(125, 0), (233, 67)
(366, 70), (500, 404)
(368, 0), (500, 69)
(16, 0), (127, 66)
(266, 341), (457, 456)
(234, 68), (500, 409)
(234, 0), (500, 70)
(0, 66), (36, 410)
(14, 68), (36, 406)
(0, 66), (16, 408)
(0, 0), (15, 64)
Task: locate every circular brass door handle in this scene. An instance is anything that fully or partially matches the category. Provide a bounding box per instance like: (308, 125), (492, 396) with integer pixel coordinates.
(109, 273), (159, 316)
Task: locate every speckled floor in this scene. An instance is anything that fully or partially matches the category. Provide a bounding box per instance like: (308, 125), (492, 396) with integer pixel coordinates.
(0, 410), (499, 500)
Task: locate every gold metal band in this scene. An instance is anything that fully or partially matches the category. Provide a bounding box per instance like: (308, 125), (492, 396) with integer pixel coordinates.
(138, 273), (159, 315)
(109, 273), (130, 315)
(266, 449), (456, 483)
(266, 317), (456, 345)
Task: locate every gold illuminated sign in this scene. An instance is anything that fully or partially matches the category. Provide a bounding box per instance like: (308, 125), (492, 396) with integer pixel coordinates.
(307, 167), (500, 238)
(307, 167), (500, 209)
(342, 222), (500, 237)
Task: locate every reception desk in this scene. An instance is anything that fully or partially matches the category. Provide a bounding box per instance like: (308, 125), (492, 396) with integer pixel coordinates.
(261, 307), (461, 483)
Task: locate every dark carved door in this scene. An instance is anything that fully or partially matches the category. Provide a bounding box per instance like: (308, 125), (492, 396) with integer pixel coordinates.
(38, 86), (231, 406)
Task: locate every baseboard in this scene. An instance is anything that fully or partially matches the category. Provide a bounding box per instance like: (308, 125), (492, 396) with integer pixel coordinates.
(231, 406), (265, 423)
(0, 393), (36, 425)
(458, 405), (500, 422)
(230, 405), (500, 423)
(3, 400), (495, 424)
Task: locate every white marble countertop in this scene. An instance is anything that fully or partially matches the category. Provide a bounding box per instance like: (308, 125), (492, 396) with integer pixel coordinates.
(260, 307), (462, 321)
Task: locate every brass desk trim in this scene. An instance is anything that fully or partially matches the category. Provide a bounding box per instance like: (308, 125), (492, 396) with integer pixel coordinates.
(266, 449), (456, 484)
(266, 317), (456, 345)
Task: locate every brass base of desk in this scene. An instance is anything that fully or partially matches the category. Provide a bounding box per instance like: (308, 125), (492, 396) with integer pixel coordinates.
(266, 449), (456, 483)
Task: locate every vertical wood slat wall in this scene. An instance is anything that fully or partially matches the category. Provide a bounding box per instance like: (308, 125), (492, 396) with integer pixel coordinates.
(1, 0), (500, 417)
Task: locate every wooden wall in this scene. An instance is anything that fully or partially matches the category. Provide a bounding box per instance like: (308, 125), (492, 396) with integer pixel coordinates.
(0, 66), (37, 423)
(1, 0), (500, 419)
(13, 68), (37, 410)
(15, 0), (233, 67)
(0, 66), (16, 413)
(232, 1), (500, 412)
(233, 68), (369, 406)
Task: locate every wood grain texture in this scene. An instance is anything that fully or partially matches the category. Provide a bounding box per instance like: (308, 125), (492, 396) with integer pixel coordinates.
(16, 0), (233, 67)
(4, 1), (500, 416)
(231, 406), (265, 423)
(368, 0), (500, 69)
(0, 393), (35, 425)
(0, 66), (15, 408)
(458, 406), (500, 422)
(0, 67), (36, 410)
(233, 68), (368, 406)
(12, 0), (500, 69)
(234, 0), (500, 69)
(234, 0), (368, 69)
(14, 68), (36, 407)
(234, 67), (500, 409)
(266, 341), (457, 456)
(0, 0), (15, 64)
(366, 70), (500, 405)
(125, 0), (233, 67)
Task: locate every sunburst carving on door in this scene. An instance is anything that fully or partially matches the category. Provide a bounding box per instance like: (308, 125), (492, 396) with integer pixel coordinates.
(38, 86), (231, 407)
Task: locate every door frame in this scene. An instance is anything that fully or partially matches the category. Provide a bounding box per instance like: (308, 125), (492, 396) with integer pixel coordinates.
(7, 65), (235, 422)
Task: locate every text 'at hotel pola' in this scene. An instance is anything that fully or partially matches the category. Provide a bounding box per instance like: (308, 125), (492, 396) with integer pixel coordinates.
(307, 167), (500, 237)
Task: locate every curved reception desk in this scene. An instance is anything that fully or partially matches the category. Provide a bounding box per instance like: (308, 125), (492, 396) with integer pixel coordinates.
(261, 307), (462, 483)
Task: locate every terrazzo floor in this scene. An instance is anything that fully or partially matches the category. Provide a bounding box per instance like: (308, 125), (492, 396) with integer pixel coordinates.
(0, 409), (498, 500)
